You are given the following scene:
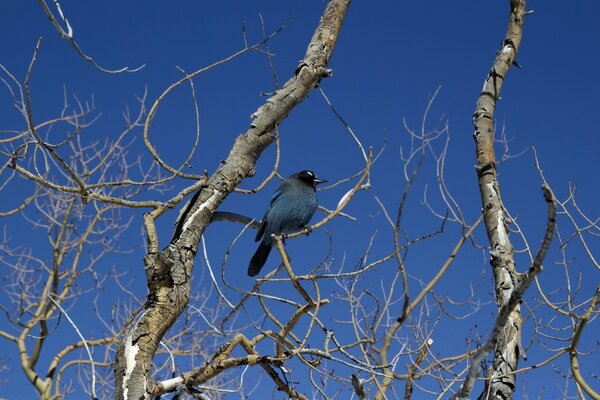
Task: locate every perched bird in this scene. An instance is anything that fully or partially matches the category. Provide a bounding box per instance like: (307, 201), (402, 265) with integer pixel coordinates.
(248, 170), (326, 277)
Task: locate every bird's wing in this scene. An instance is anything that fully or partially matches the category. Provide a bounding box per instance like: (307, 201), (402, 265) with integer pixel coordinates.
(255, 180), (288, 242)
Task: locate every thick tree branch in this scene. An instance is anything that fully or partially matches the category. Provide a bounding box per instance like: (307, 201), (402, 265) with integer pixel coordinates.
(114, 2), (351, 399)
(471, 0), (528, 398)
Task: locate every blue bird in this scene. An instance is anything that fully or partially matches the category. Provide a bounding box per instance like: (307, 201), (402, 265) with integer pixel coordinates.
(248, 170), (326, 277)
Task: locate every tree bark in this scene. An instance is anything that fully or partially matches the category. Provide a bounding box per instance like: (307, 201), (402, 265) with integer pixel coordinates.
(114, 1), (351, 399)
(473, 1), (527, 399)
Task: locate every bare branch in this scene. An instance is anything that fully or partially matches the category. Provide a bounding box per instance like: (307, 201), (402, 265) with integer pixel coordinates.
(38, 0), (144, 73)
(452, 186), (556, 400)
(569, 285), (600, 400)
(47, 295), (97, 399)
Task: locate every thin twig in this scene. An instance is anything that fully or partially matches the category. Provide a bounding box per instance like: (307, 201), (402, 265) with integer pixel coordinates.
(48, 295), (97, 399)
(38, 0), (144, 73)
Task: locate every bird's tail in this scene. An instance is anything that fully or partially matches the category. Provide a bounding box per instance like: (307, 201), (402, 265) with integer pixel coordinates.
(248, 241), (272, 277)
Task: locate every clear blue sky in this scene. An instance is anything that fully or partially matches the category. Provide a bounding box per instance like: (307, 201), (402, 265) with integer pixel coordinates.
(1, 1), (599, 398)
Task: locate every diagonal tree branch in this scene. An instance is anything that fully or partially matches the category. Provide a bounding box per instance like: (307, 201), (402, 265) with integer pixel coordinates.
(569, 285), (600, 400)
(452, 186), (556, 400)
(114, 1), (351, 399)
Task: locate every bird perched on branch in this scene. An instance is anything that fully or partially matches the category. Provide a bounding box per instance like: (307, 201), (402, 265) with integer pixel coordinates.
(248, 170), (326, 277)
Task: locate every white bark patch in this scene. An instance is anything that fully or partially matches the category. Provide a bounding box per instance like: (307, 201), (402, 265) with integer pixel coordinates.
(122, 310), (150, 399)
(496, 211), (507, 240)
(486, 181), (509, 241)
(180, 189), (222, 234)
(157, 377), (184, 393)
(336, 189), (353, 209)
(122, 334), (139, 399)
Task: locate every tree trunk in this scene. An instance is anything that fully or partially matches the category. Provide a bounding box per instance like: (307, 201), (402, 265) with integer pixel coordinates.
(114, 1), (351, 398)
(473, 1), (527, 399)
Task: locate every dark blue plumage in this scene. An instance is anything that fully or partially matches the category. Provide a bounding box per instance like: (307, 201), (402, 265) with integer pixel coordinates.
(248, 170), (326, 277)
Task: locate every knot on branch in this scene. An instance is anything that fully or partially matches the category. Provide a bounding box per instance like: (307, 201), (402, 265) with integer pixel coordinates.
(472, 108), (493, 124)
(144, 244), (193, 293)
(294, 61), (309, 75)
(475, 162), (496, 177)
(322, 68), (334, 77)
(246, 354), (261, 366)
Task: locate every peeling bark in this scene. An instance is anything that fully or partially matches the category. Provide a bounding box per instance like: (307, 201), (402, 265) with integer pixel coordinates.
(472, 1), (527, 399)
(114, 1), (351, 399)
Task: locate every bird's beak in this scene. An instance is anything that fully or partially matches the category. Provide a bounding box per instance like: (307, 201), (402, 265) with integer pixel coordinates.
(314, 178), (327, 185)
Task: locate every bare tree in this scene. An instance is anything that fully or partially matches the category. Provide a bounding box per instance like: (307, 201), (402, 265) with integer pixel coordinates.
(1, 1), (598, 399)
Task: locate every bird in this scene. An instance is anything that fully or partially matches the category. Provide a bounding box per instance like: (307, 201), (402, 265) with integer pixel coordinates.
(248, 170), (326, 277)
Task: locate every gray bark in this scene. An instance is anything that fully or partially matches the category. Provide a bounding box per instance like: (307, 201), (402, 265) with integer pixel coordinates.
(472, 1), (527, 399)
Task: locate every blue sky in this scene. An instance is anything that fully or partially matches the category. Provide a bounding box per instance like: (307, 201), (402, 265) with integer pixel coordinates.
(1, 1), (599, 398)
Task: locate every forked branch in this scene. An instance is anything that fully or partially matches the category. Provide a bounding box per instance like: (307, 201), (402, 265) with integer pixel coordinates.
(452, 186), (556, 400)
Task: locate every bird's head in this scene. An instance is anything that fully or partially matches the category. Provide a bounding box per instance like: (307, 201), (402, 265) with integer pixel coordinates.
(293, 170), (327, 188)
